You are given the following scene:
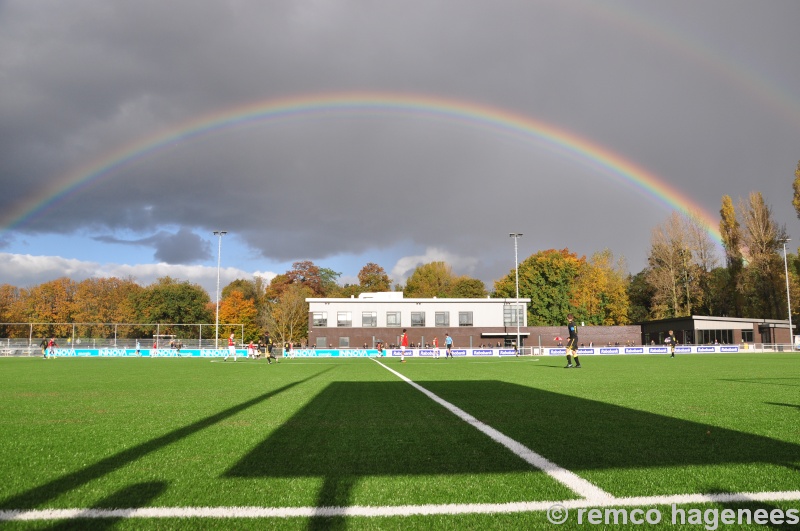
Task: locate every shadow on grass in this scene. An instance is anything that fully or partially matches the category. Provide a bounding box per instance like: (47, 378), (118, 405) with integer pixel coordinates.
(720, 378), (800, 388)
(0, 369), (334, 511)
(418, 381), (800, 473)
(227, 379), (800, 524)
(226, 381), (541, 528)
(766, 402), (800, 411)
(44, 481), (167, 531)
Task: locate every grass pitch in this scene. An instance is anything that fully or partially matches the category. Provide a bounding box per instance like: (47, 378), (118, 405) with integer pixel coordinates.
(0, 353), (798, 529)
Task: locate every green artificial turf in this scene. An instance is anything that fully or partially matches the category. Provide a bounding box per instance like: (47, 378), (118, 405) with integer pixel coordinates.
(0, 354), (798, 529)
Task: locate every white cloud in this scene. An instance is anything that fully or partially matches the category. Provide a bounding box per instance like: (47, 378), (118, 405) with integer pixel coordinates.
(0, 253), (274, 296)
(390, 247), (479, 284)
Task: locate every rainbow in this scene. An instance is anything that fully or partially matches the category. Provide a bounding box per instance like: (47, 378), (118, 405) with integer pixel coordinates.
(1, 92), (722, 244)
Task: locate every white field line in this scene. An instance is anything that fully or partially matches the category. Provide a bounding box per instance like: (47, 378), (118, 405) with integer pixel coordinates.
(371, 358), (612, 501)
(3, 491), (800, 521)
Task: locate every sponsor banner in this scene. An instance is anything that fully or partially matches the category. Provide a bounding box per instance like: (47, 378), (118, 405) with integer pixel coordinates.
(498, 349), (516, 356)
(548, 348), (566, 356)
(625, 347), (644, 354)
(451, 349), (468, 357)
(391, 349), (412, 357)
(720, 346), (739, 353)
(473, 349), (495, 356)
(649, 347), (669, 354)
(600, 348), (620, 355)
(418, 349), (437, 357)
(577, 348), (594, 355)
(696, 346), (716, 353)
(675, 346), (692, 354)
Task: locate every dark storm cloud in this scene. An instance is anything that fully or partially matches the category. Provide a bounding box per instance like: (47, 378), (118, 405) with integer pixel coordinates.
(1, 0), (799, 284)
(94, 228), (211, 264)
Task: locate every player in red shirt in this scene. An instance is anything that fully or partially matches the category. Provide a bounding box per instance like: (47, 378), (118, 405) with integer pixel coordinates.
(224, 333), (237, 362)
(400, 329), (408, 363)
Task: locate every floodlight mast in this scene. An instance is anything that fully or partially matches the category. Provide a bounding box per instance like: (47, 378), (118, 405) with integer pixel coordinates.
(780, 238), (793, 347)
(509, 233), (523, 354)
(213, 231), (228, 349)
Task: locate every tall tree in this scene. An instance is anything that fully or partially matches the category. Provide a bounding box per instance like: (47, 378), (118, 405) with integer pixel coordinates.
(719, 195), (744, 316)
(404, 262), (454, 298)
(573, 250), (630, 325)
(494, 249), (583, 326)
(130, 277), (212, 336)
(218, 290), (259, 341)
(738, 192), (788, 318)
(358, 263), (391, 292)
(20, 278), (77, 338)
(646, 212), (689, 319)
(262, 283), (312, 346)
(792, 160), (800, 219)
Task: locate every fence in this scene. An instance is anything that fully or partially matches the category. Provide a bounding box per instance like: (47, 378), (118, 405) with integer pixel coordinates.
(0, 322), (246, 350)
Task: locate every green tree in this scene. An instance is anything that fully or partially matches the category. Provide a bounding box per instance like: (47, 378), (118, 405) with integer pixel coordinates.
(130, 277), (212, 335)
(626, 270), (655, 324)
(404, 262), (454, 298)
(494, 249), (583, 326)
(451, 277), (488, 298)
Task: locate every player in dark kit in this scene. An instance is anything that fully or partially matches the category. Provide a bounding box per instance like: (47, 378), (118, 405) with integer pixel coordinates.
(565, 314), (581, 368)
(665, 330), (677, 358)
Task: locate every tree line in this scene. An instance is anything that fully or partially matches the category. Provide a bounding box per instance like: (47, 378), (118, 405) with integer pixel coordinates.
(2, 163), (798, 345)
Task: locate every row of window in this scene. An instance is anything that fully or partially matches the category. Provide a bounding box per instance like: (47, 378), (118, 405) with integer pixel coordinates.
(313, 311), (475, 328)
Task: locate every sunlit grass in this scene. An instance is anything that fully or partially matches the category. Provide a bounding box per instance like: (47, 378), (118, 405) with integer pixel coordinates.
(0, 353), (798, 528)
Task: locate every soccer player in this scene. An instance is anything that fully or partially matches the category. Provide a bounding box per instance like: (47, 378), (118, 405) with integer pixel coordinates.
(432, 336), (439, 358)
(565, 314), (581, 368)
(400, 329), (408, 362)
(47, 337), (57, 359)
(665, 330), (677, 358)
(224, 333), (237, 362)
(445, 333), (453, 358)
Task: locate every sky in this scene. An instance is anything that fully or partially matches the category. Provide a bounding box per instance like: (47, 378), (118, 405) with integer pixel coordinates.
(1, 1), (799, 298)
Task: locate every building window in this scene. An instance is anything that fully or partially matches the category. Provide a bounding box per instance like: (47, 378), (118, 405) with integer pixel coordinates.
(337, 312), (352, 327)
(741, 329), (753, 343)
(386, 311), (401, 327)
(411, 312), (425, 327)
(362, 311), (377, 327)
(315, 336), (327, 348)
(503, 306), (523, 327)
(435, 312), (449, 327)
(458, 311), (473, 327)
(313, 312), (327, 327)
(339, 337), (350, 348)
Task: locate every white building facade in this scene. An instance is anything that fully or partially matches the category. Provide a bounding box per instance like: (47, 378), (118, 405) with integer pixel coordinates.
(307, 292), (529, 350)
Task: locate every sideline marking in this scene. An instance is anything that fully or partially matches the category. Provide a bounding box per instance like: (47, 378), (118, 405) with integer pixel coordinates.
(3, 491), (799, 521)
(371, 358), (612, 501)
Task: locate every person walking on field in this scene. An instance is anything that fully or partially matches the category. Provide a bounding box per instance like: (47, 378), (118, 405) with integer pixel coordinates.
(432, 336), (440, 358)
(224, 333), (237, 362)
(400, 329), (408, 363)
(564, 314), (581, 368)
(445, 333), (453, 359)
(665, 330), (678, 358)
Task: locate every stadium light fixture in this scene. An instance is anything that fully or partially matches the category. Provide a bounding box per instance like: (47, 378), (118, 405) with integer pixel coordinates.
(213, 231), (228, 349)
(509, 233), (523, 353)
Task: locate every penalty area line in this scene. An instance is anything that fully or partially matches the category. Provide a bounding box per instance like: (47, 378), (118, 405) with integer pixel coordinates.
(371, 358), (612, 501)
(3, 491), (800, 521)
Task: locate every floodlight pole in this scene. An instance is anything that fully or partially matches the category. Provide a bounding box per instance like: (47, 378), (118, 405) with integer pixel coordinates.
(780, 238), (793, 347)
(510, 233), (523, 354)
(213, 231), (227, 349)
